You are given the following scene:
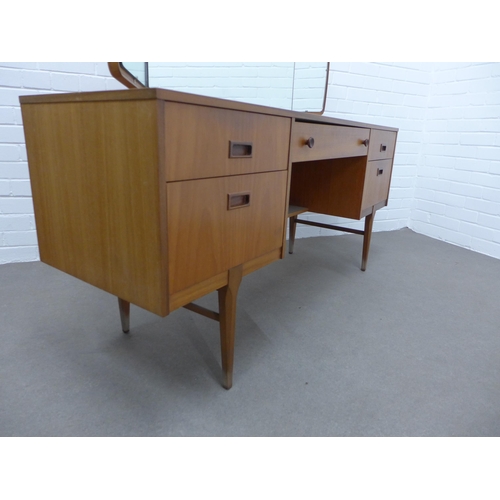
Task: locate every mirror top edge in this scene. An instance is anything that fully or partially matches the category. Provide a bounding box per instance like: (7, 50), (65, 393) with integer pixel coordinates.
(115, 62), (330, 114)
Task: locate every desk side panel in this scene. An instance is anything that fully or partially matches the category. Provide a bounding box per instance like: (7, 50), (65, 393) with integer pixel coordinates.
(21, 99), (168, 316)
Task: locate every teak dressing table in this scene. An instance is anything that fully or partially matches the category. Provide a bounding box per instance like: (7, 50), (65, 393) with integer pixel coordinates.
(20, 69), (397, 389)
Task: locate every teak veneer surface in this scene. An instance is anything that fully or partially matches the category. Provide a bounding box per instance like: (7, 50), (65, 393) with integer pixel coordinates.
(21, 90), (295, 318)
(167, 171), (288, 294)
(290, 157), (368, 220)
(164, 102), (291, 181)
(19, 88), (397, 132)
(291, 122), (370, 162)
(21, 99), (168, 315)
(368, 129), (398, 161)
(21, 90), (398, 315)
(362, 159), (394, 210)
(20, 86), (399, 389)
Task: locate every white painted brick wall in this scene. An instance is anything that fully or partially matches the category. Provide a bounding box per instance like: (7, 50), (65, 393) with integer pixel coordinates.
(0, 62), (123, 264)
(291, 62), (500, 261)
(410, 62), (500, 259)
(1, 62), (499, 264)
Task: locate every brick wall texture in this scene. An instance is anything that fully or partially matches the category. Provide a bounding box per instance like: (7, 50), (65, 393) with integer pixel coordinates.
(1, 62), (498, 264)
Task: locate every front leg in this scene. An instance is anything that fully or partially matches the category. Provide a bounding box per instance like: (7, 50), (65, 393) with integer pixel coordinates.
(361, 210), (375, 271)
(118, 297), (130, 333)
(289, 215), (298, 254)
(218, 265), (243, 390)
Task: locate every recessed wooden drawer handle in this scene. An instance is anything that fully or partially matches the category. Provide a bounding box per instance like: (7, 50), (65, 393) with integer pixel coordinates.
(228, 192), (251, 210)
(380, 144), (387, 152)
(304, 137), (315, 148)
(229, 141), (253, 158)
(361, 139), (369, 147)
(377, 168), (384, 176)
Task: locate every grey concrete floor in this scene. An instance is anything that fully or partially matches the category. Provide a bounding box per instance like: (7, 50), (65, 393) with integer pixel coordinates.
(1, 228), (499, 436)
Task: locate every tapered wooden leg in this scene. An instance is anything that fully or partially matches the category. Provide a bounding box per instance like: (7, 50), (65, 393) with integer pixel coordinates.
(118, 297), (130, 333)
(361, 211), (375, 272)
(217, 265), (243, 390)
(289, 215), (298, 254)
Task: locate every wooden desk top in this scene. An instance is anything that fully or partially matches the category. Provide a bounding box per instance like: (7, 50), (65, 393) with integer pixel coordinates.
(20, 88), (398, 133)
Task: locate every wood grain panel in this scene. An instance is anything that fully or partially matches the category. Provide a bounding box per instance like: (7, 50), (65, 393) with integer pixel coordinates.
(20, 89), (398, 134)
(168, 248), (281, 313)
(368, 129), (397, 161)
(362, 159), (394, 211)
(164, 102), (291, 181)
(291, 122), (370, 163)
(167, 171), (287, 294)
(21, 99), (168, 316)
(290, 157), (368, 220)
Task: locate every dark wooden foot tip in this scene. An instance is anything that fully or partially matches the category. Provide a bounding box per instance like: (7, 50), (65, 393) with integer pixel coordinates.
(118, 298), (130, 335)
(223, 374), (233, 390)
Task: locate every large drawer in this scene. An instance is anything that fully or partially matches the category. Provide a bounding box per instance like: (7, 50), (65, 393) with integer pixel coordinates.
(167, 170), (288, 294)
(291, 121), (370, 162)
(368, 129), (397, 161)
(164, 102), (291, 181)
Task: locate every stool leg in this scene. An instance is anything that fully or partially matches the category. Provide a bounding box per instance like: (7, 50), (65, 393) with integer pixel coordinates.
(289, 215), (298, 254)
(361, 211), (375, 272)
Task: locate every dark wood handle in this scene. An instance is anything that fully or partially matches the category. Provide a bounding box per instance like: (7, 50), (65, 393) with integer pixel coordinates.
(229, 141), (253, 158)
(305, 137), (315, 148)
(228, 192), (251, 210)
(377, 168), (384, 176)
(380, 144), (387, 152)
(361, 139), (369, 147)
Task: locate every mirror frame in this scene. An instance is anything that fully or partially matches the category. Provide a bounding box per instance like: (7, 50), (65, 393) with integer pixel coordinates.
(108, 62), (330, 114)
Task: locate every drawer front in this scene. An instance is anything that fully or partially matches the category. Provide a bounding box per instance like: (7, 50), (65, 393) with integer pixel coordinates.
(362, 159), (393, 210)
(291, 121), (370, 162)
(164, 102), (291, 181)
(368, 129), (397, 161)
(167, 171), (288, 294)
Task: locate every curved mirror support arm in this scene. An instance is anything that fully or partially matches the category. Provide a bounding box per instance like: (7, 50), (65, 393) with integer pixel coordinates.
(322, 62), (330, 114)
(108, 62), (146, 89)
(313, 62), (330, 115)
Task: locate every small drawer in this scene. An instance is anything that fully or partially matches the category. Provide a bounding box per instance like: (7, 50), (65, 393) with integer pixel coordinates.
(164, 102), (291, 181)
(291, 121), (370, 163)
(368, 129), (397, 161)
(167, 170), (288, 293)
(362, 159), (393, 211)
